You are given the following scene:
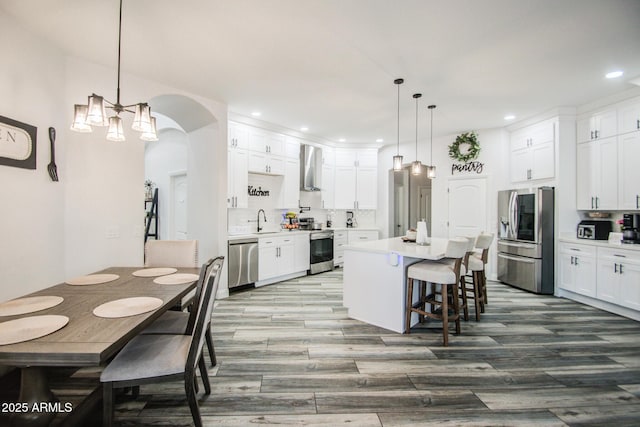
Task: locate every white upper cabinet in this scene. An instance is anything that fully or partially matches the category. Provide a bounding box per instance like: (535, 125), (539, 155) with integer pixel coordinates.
(618, 131), (640, 210)
(277, 158), (300, 209)
(333, 149), (378, 210)
(284, 136), (301, 159)
(321, 163), (335, 209)
(228, 122), (249, 149)
(577, 109), (617, 143)
(247, 128), (285, 175)
(227, 122), (249, 208)
(509, 119), (555, 183)
(618, 98), (640, 135)
(576, 136), (618, 210)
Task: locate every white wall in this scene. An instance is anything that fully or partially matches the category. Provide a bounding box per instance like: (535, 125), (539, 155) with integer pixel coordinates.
(0, 14), (67, 301)
(0, 17), (228, 302)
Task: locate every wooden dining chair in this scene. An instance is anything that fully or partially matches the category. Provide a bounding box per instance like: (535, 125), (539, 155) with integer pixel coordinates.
(101, 256), (224, 427)
(142, 257), (218, 366)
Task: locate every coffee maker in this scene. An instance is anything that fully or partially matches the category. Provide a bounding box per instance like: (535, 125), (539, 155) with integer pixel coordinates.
(346, 211), (354, 228)
(622, 213), (640, 244)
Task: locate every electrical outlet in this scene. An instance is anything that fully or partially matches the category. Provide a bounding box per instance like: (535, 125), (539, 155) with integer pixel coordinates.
(106, 226), (120, 239)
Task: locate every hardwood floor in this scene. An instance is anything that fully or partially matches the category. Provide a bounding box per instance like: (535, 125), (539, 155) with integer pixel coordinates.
(4, 269), (640, 426)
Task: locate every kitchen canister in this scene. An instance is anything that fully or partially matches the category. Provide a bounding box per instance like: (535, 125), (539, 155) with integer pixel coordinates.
(416, 220), (429, 245)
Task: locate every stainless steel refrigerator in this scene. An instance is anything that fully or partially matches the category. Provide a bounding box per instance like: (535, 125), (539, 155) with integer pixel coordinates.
(497, 187), (554, 294)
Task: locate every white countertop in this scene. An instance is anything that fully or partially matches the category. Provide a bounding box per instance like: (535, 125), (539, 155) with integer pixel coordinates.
(344, 237), (448, 260)
(559, 232), (640, 252)
(227, 227), (379, 241)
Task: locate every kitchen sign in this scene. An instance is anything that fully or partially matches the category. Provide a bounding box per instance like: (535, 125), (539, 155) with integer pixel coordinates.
(248, 185), (270, 197)
(0, 116), (37, 170)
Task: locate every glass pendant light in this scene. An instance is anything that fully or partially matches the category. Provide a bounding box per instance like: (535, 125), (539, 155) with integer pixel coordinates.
(106, 116), (126, 141)
(132, 103), (152, 132)
(70, 104), (92, 132)
(392, 78), (404, 171)
(411, 93), (422, 175)
(140, 116), (159, 141)
(427, 105), (437, 179)
(86, 95), (109, 126)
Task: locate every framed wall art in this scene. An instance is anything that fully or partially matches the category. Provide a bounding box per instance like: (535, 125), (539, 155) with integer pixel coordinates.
(0, 115), (37, 170)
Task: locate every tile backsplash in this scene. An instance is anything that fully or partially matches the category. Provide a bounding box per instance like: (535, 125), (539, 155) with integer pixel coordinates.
(228, 174), (376, 234)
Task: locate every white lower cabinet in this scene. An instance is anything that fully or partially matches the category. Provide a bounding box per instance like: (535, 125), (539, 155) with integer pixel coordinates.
(334, 229), (379, 266)
(258, 235), (295, 281)
(293, 233), (310, 273)
(558, 243), (597, 297)
(333, 230), (348, 266)
(597, 247), (640, 311)
(560, 242), (640, 314)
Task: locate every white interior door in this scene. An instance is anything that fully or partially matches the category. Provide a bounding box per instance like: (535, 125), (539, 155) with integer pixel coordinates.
(171, 173), (188, 240)
(448, 177), (487, 238)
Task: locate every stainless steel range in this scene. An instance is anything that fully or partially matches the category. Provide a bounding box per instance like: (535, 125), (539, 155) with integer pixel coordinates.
(309, 230), (334, 275)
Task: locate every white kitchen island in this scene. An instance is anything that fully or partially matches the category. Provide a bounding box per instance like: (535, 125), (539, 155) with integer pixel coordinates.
(342, 237), (448, 333)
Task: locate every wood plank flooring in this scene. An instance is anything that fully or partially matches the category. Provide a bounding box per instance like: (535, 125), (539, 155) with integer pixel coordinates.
(3, 269), (640, 426)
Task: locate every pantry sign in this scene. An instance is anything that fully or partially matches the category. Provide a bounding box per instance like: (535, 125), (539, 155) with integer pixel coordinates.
(0, 116), (37, 170)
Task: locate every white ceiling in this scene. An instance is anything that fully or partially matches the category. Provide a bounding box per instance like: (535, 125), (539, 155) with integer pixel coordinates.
(3, 0), (640, 146)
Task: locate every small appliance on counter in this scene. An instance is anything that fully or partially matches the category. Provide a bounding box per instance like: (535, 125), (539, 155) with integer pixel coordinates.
(299, 217), (323, 230)
(577, 220), (612, 240)
(346, 211), (354, 228)
(621, 213), (640, 244)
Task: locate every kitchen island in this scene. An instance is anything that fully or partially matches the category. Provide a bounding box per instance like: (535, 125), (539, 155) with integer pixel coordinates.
(342, 237), (448, 333)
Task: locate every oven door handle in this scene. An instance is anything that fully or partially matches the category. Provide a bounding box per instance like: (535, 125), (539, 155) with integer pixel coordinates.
(310, 234), (334, 241)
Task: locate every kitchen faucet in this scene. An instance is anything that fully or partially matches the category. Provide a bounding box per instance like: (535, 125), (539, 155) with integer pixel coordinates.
(257, 209), (267, 232)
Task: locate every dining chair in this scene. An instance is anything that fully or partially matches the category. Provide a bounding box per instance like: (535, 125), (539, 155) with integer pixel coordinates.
(404, 237), (468, 346)
(471, 233), (494, 305)
(145, 239), (200, 311)
(101, 256), (224, 427)
(144, 239), (199, 268)
(142, 257), (218, 366)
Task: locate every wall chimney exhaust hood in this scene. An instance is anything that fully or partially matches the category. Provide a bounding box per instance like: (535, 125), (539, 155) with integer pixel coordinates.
(300, 144), (322, 191)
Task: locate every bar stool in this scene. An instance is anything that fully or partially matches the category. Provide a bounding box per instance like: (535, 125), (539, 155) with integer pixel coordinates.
(435, 237), (474, 321)
(471, 233), (494, 306)
(404, 238), (468, 346)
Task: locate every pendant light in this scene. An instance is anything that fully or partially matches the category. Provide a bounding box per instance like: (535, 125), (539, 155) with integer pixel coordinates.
(426, 105), (437, 179)
(411, 93), (422, 175)
(70, 0), (158, 142)
(392, 78), (404, 171)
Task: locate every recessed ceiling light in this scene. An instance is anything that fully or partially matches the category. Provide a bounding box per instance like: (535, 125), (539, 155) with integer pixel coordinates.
(300, 126), (309, 132)
(251, 111), (262, 117)
(504, 115), (516, 120)
(605, 70), (624, 79)
(338, 138), (346, 142)
(376, 138), (384, 143)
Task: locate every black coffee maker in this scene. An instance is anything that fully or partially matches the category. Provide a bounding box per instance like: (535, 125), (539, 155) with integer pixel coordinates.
(622, 214), (640, 244)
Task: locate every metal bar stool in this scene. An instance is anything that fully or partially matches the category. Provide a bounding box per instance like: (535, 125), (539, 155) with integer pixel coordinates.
(404, 238), (468, 346)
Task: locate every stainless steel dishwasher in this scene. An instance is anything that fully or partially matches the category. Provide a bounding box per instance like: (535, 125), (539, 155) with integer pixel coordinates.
(228, 237), (259, 289)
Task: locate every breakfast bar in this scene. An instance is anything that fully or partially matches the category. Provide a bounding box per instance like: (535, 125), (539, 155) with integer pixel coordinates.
(342, 237), (448, 333)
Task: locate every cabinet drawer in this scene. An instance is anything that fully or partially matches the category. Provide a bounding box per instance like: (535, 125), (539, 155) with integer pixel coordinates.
(559, 242), (597, 257)
(348, 230), (378, 242)
(597, 247), (640, 263)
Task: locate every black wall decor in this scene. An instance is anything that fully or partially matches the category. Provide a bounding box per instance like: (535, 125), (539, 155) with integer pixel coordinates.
(248, 185), (270, 197)
(451, 161), (485, 175)
(0, 115), (37, 170)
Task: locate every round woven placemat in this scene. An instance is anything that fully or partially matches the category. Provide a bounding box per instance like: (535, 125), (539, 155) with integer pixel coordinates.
(65, 274), (120, 286)
(153, 273), (199, 285)
(93, 297), (163, 318)
(0, 296), (64, 317)
(132, 267), (178, 277)
(0, 315), (69, 345)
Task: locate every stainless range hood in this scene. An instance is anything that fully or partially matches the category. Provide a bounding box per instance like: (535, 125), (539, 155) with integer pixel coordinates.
(300, 144), (322, 191)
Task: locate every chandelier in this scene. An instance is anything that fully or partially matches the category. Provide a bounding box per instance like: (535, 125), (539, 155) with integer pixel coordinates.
(70, 0), (158, 142)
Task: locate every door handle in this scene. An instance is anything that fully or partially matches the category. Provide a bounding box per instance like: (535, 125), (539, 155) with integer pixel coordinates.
(620, 264), (624, 274)
(614, 263), (618, 273)
(570, 256), (574, 265)
(636, 194), (639, 209)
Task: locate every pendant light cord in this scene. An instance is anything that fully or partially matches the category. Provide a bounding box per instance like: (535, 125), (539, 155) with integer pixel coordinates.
(413, 93), (422, 159)
(428, 105), (436, 164)
(394, 78), (403, 155)
(116, 0), (123, 108)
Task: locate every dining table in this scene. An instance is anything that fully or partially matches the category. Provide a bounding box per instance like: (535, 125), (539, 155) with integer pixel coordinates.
(0, 266), (200, 427)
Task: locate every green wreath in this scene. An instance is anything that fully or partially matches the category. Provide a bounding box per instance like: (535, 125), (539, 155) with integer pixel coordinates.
(448, 131), (480, 163)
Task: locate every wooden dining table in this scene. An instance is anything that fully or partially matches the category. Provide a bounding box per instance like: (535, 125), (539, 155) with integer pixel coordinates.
(0, 266), (199, 427)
